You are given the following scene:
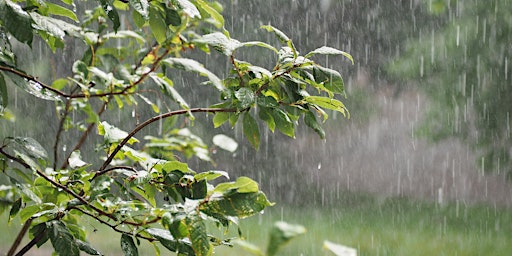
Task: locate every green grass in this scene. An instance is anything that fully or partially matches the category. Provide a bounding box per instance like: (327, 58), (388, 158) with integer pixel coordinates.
(2, 193), (512, 255)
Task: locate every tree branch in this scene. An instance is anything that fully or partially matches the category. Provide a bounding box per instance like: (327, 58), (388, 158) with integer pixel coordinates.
(6, 219), (32, 256)
(71, 206), (156, 242)
(94, 107), (237, 179)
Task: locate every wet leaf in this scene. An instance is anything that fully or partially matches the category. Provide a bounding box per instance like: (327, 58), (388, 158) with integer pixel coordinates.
(323, 240), (357, 256)
(305, 46), (354, 64)
(99, 0), (120, 32)
(129, 0), (149, 19)
(31, 12), (81, 39)
(304, 110), (326, 139)
(193, 32), (241, 56)
(266, 221), (306, 256)
(213, 112), (230, 128)
(271, 109), (295, 138)
(149, 6), (167, 44)
(76, 240), (102, 255)
(176, 0), (201, 18)
(201, 191), (273, 218)
(7, 136), (48, 160)
(9, 198), (21, 222)
(103, 30), (146, 45)
(233, 239), (264, 256)
(46, 3), (78, 22)
(303, 96), (348, 117)
(235, 87), (255, 109)
(194, 0), (223, 28)
(162, 57), (223, 91)
(0, 0), (33, 45)
(184, 215), (212, 256)
(243, 113), (260, 150)
(3, 72), (61, 101)
(68, 150), (89, 169)
(149, 73), (189, 109)
(120, 234), (139, 256)
(258, 107), (275, 132)
(213, 176), (259, 194)
(312, 65), (345, 95)
(98, 121), (139, 144)
(194, 170), (229, 181)
(260, 25), (290, 43)
(48, 221), (81, 256)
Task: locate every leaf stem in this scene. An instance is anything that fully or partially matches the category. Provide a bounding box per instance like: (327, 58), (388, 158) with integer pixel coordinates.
(94, 107), (237, 179)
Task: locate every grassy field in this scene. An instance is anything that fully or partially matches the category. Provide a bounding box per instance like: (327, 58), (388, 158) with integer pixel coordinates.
(2, 192), (512, 255)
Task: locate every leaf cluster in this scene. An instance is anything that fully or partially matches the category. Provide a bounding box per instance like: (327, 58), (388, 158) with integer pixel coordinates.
(0, 0), (352, 255)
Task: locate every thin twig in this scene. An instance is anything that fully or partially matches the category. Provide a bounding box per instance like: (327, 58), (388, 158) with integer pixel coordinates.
(13, 222), (47, 256)
(94, 107), (238, 179)
(54, 99), (73, 170)
(60, 100), (109, 169)
(6, 219), (32, 256)
(70, 206), (155, 242)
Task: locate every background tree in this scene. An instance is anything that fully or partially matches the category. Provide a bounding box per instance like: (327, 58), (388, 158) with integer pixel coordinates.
(389, 0), (512, 177)
(0, 0), (352, 255)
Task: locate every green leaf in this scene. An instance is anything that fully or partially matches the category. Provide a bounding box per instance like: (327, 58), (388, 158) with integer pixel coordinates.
(258, 107), (275, 132)
(305, 46), (354, 64)
(175, 0), (201, 18)
(161, 160), (190, 173)
(243, 113), (260, 150)
(129, 0), (149, 19)
(271, 109), (295, 138)
(149, 73), (189, 109)
(30, 12), (81, 39)
(240, 41), (278, 53)
(30, 223), (50, 248)
(323, 240), (357, 256)
(235, 87), (255, 109)
(46, 3), (79, 22)
(145, 228), (195, 254)
(9, 198), (21, 222)
(184, 215), (212, 256)
(212, 112), (229, 128)
(213, 176), (259, 194)
(138, 94), (160, 113)
(304, 110), (325, 139)
(68, 150), (89, 169)
(149, 6), (167, 44)
(194, 0), (224, 28)
(0, 73), (7, 115)
(212, 134), (238, 152)
(99, 0), (120, 32)
(48, 221), (81, 256)
(121, 234), (139, 256)
(233, 239), (264, 256)
(312, 65), (345, 95)
(193, 32), (241, 56)
(98, 121), (139, 144)
(266, 221), (306, 256)
(162, 57), (223, 91)
(165, 9), (181, 26)
(7, 136), (48, 160)
(260, 25), (290, 44)
(103, 30), (146, 45)
(303, 96), (348, 117)
(3, 72), (61, 101)
(0, 0), (33, 45)
(194, 170), (229, 181)
(201, 191), (273, 218)
(76, 240), (102, 255)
